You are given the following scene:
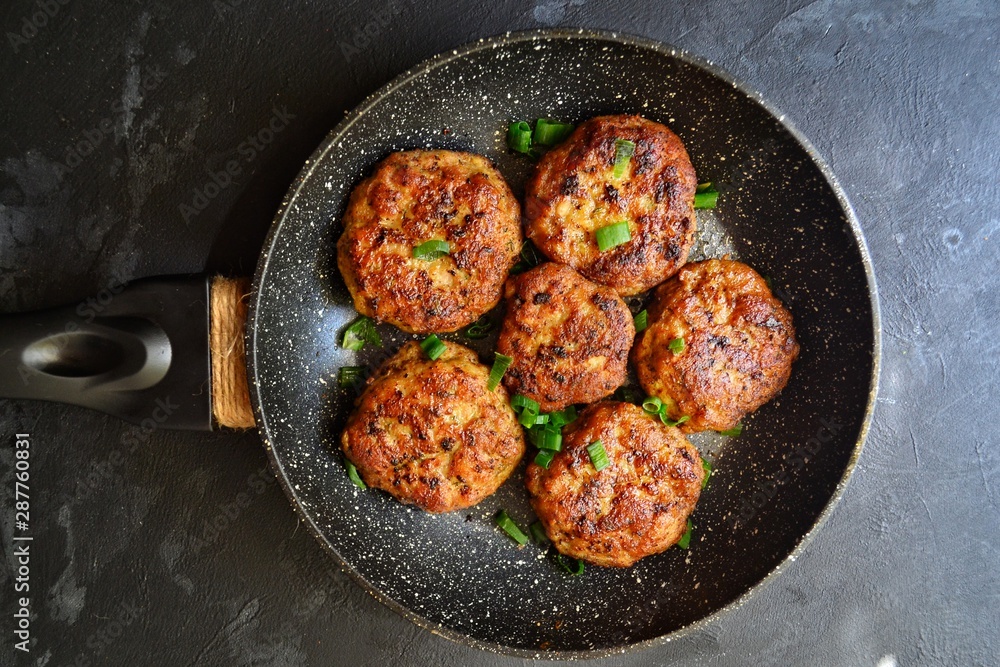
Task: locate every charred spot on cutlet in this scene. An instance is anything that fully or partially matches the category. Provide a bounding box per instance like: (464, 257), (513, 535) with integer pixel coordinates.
(561, 173), (580, 195)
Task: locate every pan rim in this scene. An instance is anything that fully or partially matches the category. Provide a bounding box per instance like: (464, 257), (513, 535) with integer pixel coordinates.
(246, 27), (882, 660)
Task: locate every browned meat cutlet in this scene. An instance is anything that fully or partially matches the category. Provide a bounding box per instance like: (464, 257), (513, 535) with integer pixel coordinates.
(525, 401), (704, 567)
(341, 341), (525, 513)
(525, 115), (697, 296)
(497, 262), (634, 413)
(337, 150), (522, 333)
(632, 259), (799, 433)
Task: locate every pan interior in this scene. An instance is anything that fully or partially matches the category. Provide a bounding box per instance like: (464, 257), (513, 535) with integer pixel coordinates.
(248, 31), (876, 656)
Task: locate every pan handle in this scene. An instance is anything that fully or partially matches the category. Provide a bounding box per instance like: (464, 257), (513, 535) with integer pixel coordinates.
(0, 276), (255, 431)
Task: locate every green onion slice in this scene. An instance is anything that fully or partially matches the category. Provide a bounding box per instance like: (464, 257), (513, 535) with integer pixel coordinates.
(642, 396), (664, 414)
(534, 413), (550, 425)
(420, 334), (446, 360)
(345, 461), (366, 489)
(463, 315), (494, 339)
(586, 440), (609, 471)
(668, 337), (685, 354)
(487, 353), (512, 391)
(507, 121), (533, 154)
(338, 366), (365, 387)
(719, 422), (744, 437)
(660, 413), (690, 428)
(595, 220), (631, 252)
(633, 309), (648, 333)
(534, 449), (556, 469)
(529, 521), (550, 546)
(612, 138), (635, 178)
(533, 118), (575, 146)
(413, 239), (450, 260)
(495, 509), (529, 545)
(511, 394), (539, 414)
(549, 405), (578, 428)
(701, 458), (713, 489)
(677, 519), (693, 549)
(555, 553), (585, 576)
(694, 183), (719, 209)
(536, 428), (563, 452)
(341, 316), (382, 351)
(518, 407), (539, 428)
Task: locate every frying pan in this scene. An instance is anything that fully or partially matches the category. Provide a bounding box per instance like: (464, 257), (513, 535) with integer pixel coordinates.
(0, 30), (879, 657)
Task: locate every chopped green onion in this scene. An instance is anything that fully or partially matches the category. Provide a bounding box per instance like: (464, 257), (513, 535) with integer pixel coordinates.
(495, 509), (529, 545)
(529, 521), (550, 546)
(345, 461), (366, 489)
(612, 138), (635, 178)
(595, 221), (631, 252)
(696, 181), (713, 192)
(338, 366), (365, 387)
(519, 407), (539, 428)
(642, 396), (664, 415)
(341, 316), (382, 351)
(511, 240), (544, 274)
(586, 440), (609, 471)
(549, 405), (578, 428)
(534, 413), (550, 425)
(487, 353), (512, 391)
(534, 449), (556, 468)
(533, 118), (575, 146)
(511, 394), (539, 414)
(507, 121), (533, 154)
(642, 394), (690, 427)
(694, 183), (719, 209)
(701, 458), (713, 489)
(677, 519), (693, 549)
(694, 191), (719, 209)
(555, 553), (585, 576)
(633, 309), (648, 333)
(413, 239), (450, 260)
(463, 315), (494, 339)
(719, 422), (744, 437)
(536, 428), (563, 452)
(668, 337), (685, 354)
(660, 413), (690, 427)
(420, 334), (446, 360)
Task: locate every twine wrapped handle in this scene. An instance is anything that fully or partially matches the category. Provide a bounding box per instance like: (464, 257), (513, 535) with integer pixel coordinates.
(210, 276), (256, 429)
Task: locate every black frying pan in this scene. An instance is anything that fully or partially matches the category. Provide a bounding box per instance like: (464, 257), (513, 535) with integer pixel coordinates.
(0, 30), (879, 658)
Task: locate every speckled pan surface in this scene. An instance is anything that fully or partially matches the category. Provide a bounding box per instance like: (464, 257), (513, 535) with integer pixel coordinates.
(246, 29), (879, 658)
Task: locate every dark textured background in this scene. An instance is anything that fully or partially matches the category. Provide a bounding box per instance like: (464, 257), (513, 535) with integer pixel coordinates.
(1, 1), (997, 665)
